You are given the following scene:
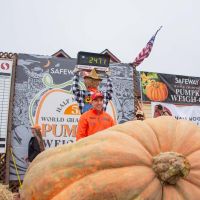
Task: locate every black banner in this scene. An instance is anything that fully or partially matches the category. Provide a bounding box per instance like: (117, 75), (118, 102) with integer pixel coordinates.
(141, 71), (200, 104)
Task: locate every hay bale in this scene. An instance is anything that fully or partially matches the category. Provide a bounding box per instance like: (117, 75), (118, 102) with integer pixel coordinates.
(0, 184), (14, 200)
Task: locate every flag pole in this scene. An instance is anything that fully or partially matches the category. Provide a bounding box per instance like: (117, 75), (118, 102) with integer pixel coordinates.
(133, 26), (163, 67)
(154, 26), (163, 37)
(131, 26), (163, 119)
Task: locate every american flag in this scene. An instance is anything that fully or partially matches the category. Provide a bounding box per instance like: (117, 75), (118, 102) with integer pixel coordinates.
(133, 26), (162, 67)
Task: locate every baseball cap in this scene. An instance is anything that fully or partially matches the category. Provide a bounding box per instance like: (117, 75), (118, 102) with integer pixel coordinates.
(91, 92), (104, 101)
(136, 110), (144, 116)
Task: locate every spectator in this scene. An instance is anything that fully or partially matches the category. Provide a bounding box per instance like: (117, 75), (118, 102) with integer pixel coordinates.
(154, 104), (172, 118)
(136, 110), (145, 120)
(27, 124), (45, 163)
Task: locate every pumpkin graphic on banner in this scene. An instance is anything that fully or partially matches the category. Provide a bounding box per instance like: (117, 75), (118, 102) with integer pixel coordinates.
(141, 72), (168, 101)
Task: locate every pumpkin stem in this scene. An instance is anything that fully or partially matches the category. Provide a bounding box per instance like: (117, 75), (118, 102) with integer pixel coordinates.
(150, 80), (160, 88)
(152, 152), (190, 185)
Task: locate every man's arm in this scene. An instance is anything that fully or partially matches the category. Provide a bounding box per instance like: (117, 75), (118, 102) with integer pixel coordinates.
(72, 72), (86, 114)
(72, 73), (81, 97)
(106, 76), (113, 100)
(76, 115), (88, 141)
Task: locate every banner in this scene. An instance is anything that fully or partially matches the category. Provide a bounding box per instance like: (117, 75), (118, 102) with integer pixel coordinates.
(10, 54), (134, 180)
(151, 102), (200, 126)
(0, 59), (14, 153)
(141, 71), (200, 105)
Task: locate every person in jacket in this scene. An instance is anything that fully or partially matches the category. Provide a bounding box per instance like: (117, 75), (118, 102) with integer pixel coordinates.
(154, 104), (172, 118)
(76, 92), (115, 141)
(27, 124), (45, 162)
(72, 67), (113, 114)
(136, 110), (145, 121)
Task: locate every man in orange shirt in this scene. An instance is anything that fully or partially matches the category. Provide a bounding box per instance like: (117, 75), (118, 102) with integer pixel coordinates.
(76, 92), (115, 141)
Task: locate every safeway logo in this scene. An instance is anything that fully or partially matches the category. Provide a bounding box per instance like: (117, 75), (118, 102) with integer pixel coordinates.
(1, 63), (10, 71)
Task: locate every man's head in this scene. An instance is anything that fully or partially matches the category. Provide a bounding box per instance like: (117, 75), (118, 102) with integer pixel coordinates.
(157, 104), (163, 110)
(91, 92), (104, 111)
(136, 110), (145, 121)
(31, 124), (41, 135)
(83, 69), (102, 89)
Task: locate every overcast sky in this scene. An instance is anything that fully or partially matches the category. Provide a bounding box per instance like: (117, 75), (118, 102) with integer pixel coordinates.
(1, 0), (200, 76)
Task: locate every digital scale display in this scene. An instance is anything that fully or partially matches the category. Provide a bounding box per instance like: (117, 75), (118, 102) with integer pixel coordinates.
(77, 51), (110, 68)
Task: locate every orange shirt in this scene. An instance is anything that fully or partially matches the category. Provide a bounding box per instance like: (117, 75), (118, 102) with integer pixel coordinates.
(76, 109), (115, 141)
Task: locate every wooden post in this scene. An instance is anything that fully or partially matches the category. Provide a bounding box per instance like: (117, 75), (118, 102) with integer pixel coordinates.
(132, 64), (138, 119)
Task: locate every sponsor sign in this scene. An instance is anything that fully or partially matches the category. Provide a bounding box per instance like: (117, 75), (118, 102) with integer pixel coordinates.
(141, 71), (200, 105)
(0, 59), (13, 153)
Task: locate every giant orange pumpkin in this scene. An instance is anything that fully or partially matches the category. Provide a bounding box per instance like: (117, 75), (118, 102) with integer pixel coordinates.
(20, 116), (200, 200)
(146, 80), (168, 101)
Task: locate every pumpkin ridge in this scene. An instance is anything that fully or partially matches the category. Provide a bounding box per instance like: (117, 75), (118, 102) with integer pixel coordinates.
(29, 140), (111, 171)
(172, 120), (200, 156)
(53, 165), (155, 197)
(145, 119), (162, 151)
(135, 177), (162, 199)
(109, 121), (161, 156)
(182, 176), (200, 188)
(162, 185), (185, 199)
(170, 120), (179, 153)
(185, 146), (200, 158)
(186, 150), (200, 170)
(28, 138), (110, 171)
(94, 129), (153, 163)
(135, 121), (161, 156)
(32, 138), (150, 175)
(35, 165), (155, 200)
(175, 179), (200, 199)
(105, 129), (155, 159)
(162, 117), (177, 152)
(52, 166), (156, 200)
(38, 132), (116, 161)
(183, 165), (200, 187)
(174, 187), (187, 200)
(139, 121), (161, 155)
(147, 123), (161, 150)
(146, 117), (179, 152)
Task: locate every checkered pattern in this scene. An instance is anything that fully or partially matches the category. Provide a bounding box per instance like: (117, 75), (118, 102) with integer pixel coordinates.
(72, 73), (113, 114)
